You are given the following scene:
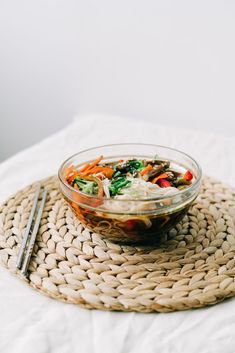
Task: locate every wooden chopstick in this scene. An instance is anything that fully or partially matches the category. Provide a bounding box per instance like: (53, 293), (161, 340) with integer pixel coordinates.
(16, 184), (41, 270)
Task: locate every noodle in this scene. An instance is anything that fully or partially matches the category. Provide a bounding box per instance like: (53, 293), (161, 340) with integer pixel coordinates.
(67, 196), (192, 243)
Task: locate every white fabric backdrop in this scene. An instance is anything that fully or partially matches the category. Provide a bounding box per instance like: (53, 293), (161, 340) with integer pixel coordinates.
(1, 115), (235, 353)
(1, 0), (235, 161)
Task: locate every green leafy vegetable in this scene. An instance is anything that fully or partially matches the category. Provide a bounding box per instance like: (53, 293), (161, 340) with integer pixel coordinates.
(112, 170), (122, 179)
(109, 177), (132, 196)
(72, 176), (98, 195)
(113, 159), (144, 177)
(128, 159), (144, 172)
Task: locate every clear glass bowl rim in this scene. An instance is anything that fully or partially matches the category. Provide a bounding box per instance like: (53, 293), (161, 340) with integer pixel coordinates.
(58, 143), (202, 203)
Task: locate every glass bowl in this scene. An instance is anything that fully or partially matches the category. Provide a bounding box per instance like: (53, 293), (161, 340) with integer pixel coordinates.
(58, 143), (202, 243)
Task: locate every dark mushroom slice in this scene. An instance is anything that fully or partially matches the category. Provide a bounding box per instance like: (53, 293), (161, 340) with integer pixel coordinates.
(143, 162), (170, 181)
(101, 161), (120, 167)
(147, 159), (171, 167)
(174, 177), (191, 187)
(127, 171), (139, 178)
(166, 169), (182, 178)
(115, 162), (131, 173)
(177, 185), (189, 190)
(164, 171), (175, 181)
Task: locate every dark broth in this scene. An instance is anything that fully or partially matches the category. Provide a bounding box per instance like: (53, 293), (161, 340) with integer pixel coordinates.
(65, 196), (193, 243)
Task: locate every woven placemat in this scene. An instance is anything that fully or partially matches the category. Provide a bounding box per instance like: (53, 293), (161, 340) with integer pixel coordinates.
(0, 176), (235, 313)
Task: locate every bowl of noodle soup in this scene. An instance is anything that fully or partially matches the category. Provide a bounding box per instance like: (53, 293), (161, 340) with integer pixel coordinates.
(58, 144), (202, 243)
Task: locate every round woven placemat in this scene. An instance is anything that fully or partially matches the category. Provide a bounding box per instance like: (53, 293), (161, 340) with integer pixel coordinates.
(0, 176), (235, 313)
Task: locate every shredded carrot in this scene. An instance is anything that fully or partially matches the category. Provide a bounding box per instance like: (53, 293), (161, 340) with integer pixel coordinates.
(82, 166), (114, 178)
(81, 166), (99, 176)
(85, 155), (103, 171)
(140, 164), (153, 176)
(67, 156), (104, 184)
(152, 172), (169, 184)
(77, 155), (104, 174)
(66, 164), (75, 179)
(71, 189), (84, 204)
(102, 167), (114, 179)
(67, 171), (79, 184)
(79, 163), (91, 173)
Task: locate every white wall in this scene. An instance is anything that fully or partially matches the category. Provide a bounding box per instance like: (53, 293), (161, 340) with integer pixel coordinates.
(1, 0), (235, 161)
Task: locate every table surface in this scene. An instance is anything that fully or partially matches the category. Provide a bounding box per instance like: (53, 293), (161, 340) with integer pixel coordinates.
(1, 115), (235, 353)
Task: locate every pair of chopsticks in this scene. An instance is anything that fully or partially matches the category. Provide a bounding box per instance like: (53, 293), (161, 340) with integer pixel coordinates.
(16, 184), (48, 277)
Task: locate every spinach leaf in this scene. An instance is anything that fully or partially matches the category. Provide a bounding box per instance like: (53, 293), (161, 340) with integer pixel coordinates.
(109, 177), (131, 196)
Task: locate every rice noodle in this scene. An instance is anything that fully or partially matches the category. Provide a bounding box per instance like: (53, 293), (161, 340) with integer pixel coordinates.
(102, 177), (179, 213)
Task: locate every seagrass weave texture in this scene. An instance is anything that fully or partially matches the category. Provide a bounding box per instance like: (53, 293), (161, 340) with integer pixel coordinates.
(0, 176), (235, 312)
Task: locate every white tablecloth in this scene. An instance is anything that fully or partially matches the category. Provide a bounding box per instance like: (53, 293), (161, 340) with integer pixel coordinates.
(1, 115), (235, 353)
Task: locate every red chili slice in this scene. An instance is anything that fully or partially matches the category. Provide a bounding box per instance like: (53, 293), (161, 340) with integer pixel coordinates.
(125, 220), (136, 230)
(157, 178), (172, 188)
(184, 170), (193, 181)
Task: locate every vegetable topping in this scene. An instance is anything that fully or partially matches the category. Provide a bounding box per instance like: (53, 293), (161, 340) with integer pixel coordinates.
(65, 155), (194, 202)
